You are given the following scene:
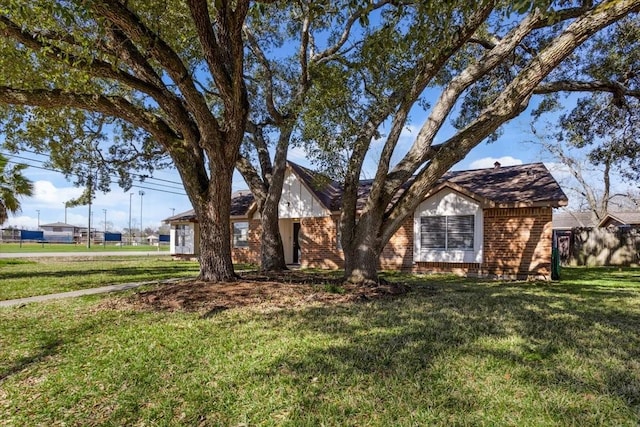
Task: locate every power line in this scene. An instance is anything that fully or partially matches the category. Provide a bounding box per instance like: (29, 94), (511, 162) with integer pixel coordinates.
(3, 156), (188, 197)
(4, 152), (186, 191)
(6, 148), (186, 187)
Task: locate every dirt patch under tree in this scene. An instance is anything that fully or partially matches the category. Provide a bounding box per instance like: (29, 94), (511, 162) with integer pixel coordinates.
(100, 271), (409, 315)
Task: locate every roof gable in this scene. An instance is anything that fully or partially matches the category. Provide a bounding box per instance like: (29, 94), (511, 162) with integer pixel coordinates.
(165, 161), (568, 223)
(289, 161), (568, 212)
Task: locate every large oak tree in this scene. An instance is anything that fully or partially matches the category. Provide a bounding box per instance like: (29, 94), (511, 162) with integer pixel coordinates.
(0, 0), (251, 281)
(1, 1), (638, 285)
(297, 0), (640, 284)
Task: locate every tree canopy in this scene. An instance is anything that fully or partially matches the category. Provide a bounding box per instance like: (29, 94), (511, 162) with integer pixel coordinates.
(0, 0), (638, 283)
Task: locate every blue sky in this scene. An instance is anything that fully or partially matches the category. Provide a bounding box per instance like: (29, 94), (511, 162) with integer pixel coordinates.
(2, 108), (558, 232)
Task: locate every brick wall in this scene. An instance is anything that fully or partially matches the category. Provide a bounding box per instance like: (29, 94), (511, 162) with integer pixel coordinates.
(380, 216), (414, 270)
(379, 206), (553, 279)
(231, 219), (260, 265)
(482, 207), (553, 279)
(300, 216), (345, 269)
(230, 206), (553, 279)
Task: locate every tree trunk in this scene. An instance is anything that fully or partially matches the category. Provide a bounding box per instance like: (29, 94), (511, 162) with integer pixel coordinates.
(194, 166), (237, 282)
(342, 212), (384, 285)
(344, 243), (382, 285)
(260, 197), (287, 271)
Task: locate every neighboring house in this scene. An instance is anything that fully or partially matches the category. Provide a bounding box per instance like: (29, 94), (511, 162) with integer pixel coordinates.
(552, 210), (640, 230)
(597, 212), (640, 228)
(39, 222), (81, 243)
(552, 211), (599, 231)
(165, 161), (568, 279)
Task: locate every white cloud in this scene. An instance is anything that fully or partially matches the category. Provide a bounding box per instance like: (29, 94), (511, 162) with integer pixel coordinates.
(33, 180), (84, 205)
(469, 156), (523, 169)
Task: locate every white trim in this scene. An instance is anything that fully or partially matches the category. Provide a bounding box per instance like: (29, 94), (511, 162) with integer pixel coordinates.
(414, 189), (483, 263)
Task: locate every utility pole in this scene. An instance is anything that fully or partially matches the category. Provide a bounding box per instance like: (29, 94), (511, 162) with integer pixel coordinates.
(139, 190), (145, 245)
(87, 198), (91, 249)
(128, 192), (133, 245)
(103, 209), (107, 247)
(36, 210), (40, 228)
(63, 203), (68, 224)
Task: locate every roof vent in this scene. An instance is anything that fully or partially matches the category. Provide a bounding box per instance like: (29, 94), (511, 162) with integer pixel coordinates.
(494, 161), (501, 169)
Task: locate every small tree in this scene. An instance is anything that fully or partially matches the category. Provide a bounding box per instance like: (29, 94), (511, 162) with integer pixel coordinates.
(0, 153), (33, 224)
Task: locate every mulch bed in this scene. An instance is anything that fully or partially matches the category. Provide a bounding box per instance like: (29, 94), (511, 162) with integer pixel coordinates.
(100, 271), (409, 315)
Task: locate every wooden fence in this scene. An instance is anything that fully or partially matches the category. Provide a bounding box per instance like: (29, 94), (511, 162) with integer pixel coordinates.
(557, 227), (640, 266)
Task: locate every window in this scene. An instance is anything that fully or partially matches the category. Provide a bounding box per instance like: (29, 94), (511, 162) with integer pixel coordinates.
(420, 215), (474, 250)
(233, 222), (249, 248)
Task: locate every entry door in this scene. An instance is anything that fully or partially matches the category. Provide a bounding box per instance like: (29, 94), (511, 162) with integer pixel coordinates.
(292, 222), (301, 264)
(175, 224), (194, 254)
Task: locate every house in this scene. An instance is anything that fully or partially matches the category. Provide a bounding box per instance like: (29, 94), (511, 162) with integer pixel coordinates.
(597, 211), (640, 228)
(553, 210), (640, 230)
(552, 211), (599, 231)
(165, 161), (568, 279)
(39, 222), (82, 243)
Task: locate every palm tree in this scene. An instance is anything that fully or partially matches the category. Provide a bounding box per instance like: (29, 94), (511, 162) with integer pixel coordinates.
(0, 153), (33, 224)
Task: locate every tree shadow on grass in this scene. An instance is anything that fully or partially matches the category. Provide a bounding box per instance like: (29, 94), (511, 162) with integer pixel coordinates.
(0, 315), (107, 383)
(254, 280), (640, 422)
(0, 337), (63, 381)
(0, 265), (200, 281)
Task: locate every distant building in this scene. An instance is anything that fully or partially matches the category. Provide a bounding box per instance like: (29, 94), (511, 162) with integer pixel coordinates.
(39, 222), (81, 243)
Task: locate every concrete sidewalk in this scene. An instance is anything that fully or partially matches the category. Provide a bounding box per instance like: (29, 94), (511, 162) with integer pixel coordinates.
(0, 279), (182, 308)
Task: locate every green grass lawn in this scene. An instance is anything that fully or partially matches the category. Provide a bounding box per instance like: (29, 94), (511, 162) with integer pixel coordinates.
(0, 267), (639, 425)
(0, 257), (201, 300)
(0, 242), (169, 253)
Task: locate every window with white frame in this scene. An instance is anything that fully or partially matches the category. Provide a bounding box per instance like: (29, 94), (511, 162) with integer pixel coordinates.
(414, 189), (483, 263)
(420, 215), (474, 250)
(232, 222), (249, 248)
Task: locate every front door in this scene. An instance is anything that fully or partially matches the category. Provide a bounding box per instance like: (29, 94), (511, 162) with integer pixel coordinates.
(292, 222), (301, 264)
(174, 224), (194, 255)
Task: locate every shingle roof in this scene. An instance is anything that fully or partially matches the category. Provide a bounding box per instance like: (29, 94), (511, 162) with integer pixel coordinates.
(600, 211), (640, 226)
(287, 162), (342, 211)
(552, 211), (599, 229)
(166, 161), (568, 222)
(164, 191), (255, 223)
(301, 161), (567, 211)
(553, 211), (640, 229)
(442, 163), (568, 206)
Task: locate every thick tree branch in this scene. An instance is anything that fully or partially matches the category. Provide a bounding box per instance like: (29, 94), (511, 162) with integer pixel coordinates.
(386, 8), (544, 192)
(243, 25), (285, 123)
(246, 121), (274, 183)
(235, 155), (269, 202)
(535, 79), (640, 99)
(381, 0), (640, 242)
(186, 0), (234, 102)
(0, 87), (178, 146)
(358, 1), (497, 216)
(0, 15), (201, 146)
(91, 0), (222, 142)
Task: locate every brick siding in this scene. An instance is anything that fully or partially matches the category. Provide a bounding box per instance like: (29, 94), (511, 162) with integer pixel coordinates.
(481, 207), (553, 279)
(230, 206), (553, 279)
(230, 219), (260, 265)
(300, 216), (344, 269)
